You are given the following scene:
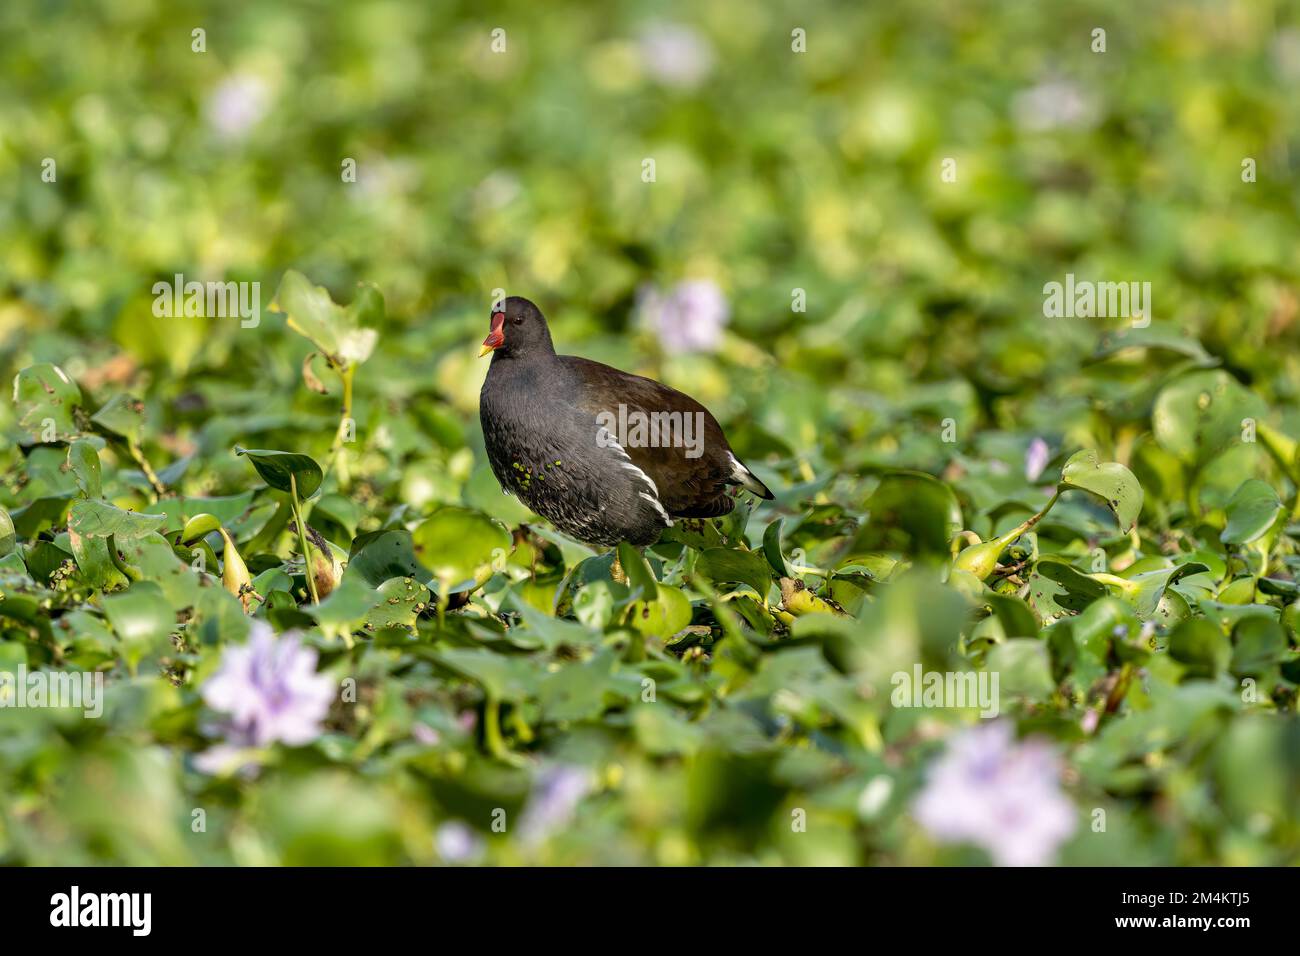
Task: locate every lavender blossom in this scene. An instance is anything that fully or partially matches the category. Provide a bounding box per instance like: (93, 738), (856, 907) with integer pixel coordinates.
(637, 279), (730, 355)
(1024, 437), (1050, 481)
(435, 821), (484, 864)
(1011, 79), (1099, 133)
(912, 721), (1077, 866)
(195, 621), (334, 773)
(518, 764), (592, 847)
(205, 74), (269, 141)
(637, 22), (714, 90)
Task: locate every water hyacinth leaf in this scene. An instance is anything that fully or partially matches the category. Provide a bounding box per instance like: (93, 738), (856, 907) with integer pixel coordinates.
(510, 598), (601, 650)
(365, 576), (429, 629)
(67, 440), (102, 498)
(985, 638), (1055, 700)
(180, 512), (222, 545)
(150, 492), (257, 529)
(14, 363), (82, 442)
(67, 499), (167, 539)
(235, 447), (323, 499)
(696, 547), (774, 598)
(625, 583), (693, 640)
(616, 540), (658, 597)
(412, 507), (511, 590)
(345, 528), (431, 589)
(272, 270), (379, 366)
(1220, 479), (1283, 546)
(1168, 618), (1230, 678)
(1034, 557), (1108, 611)
(433, 647), (536, 701)
(0, 507), (15, 558)
(21, 540), (73, 587)
(1058, 450), (1143, 532)
(10, 495), (74, 539)
(117, 532), (204, 610)
(102, 584), (175, 673)
(539, 649), (618, 722)
(271, 270), (347, 359)
(1122, 562), (1208, 620)
(1229, 616), (1287, 678)
(1197, 598), (1279, 632)
(90, 393), (147, 444)
(1152, 370), (1265, 467)
(983, 594), (1039, 639)
(762, 517), (793, 576)
(857, 471), (962, 556)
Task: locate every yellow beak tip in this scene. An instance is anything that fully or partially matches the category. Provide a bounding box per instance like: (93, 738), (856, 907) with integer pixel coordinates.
(478, 345), (495, 358)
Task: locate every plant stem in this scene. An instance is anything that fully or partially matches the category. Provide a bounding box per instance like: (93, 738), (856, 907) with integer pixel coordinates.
(129, 441), (165, 501)
(326, 363), (355, 490)
(1010, 489), (1062, 538)
(1186, 468), (1204, 522)
(290, 474), (320, 605)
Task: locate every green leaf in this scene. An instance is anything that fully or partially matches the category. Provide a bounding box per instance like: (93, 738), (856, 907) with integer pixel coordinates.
(625, 584), (693, 640)
(235, 447), (323, 499)
(67, 499), (167, 539)
(412, 507), (510, 590)
(510, 598), (601, 650)
(1123, 562), (1208, 621)
(271, 270), (379, 366)
(1220, 479), (1283, 546)
(13, 363), (82, 442)
(365, 576), (430, 629)
(1152, 370), (1265, 467)
(855, 471), (961, 556)
(433, 647), (536, 701)
(0, 507), (15, 558)
(1230, 616), (1287, 678)
(67, 439), (102, 498)
(616, 541), (658, 597)
(985, 638), (1055, 700)
(103, 584), (175, 673)
(1059, 450), (1144, 533)
(762, 517), (793, 576)
(695, 547), (774, 598)
(345, 529), (431, 589)
(90, 394), (147, 444)
(1168, 618), (1230, 678)
(180, 513), (222, 544)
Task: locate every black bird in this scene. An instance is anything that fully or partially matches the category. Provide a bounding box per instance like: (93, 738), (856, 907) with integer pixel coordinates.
(478, 296), (773, 547)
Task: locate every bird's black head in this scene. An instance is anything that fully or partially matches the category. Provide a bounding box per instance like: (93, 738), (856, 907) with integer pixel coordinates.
(479, 296), (554, 361)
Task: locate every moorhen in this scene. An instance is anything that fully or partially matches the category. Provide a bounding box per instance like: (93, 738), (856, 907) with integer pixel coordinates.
(478, 296), (773, 547)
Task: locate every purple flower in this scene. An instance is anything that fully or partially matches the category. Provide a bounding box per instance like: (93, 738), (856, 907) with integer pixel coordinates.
(637, 22), (714, 89)
(1012, 79), (1099, 132)
(912, 722), (1076, 866)
(637, 279), (729, 354)
(205, 74), (270, 141)
(435, 821), (484, 864)
(1024, 437), (1050, 481)
(519, 764), (591, 847)
(195, 621), (334, 773)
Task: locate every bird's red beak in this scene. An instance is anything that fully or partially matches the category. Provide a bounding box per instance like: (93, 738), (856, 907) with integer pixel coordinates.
(479, 312), (506, 357)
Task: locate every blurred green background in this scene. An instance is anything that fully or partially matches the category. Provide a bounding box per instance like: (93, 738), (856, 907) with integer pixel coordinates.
(1, 0), (1299, 865)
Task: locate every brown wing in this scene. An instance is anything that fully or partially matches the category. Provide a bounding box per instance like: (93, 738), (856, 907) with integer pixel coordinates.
(565, 356), (737, 516)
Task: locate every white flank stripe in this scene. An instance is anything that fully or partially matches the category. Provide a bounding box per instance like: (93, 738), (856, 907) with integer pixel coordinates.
(600, 425), (671, 524)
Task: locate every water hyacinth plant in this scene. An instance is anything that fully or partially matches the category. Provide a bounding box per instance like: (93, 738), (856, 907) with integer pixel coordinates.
(196, 622), (335, 775)
(0, 1), (1297, 875)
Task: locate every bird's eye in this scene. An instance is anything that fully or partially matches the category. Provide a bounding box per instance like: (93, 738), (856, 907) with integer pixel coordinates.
(512, 315), (524, 326)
